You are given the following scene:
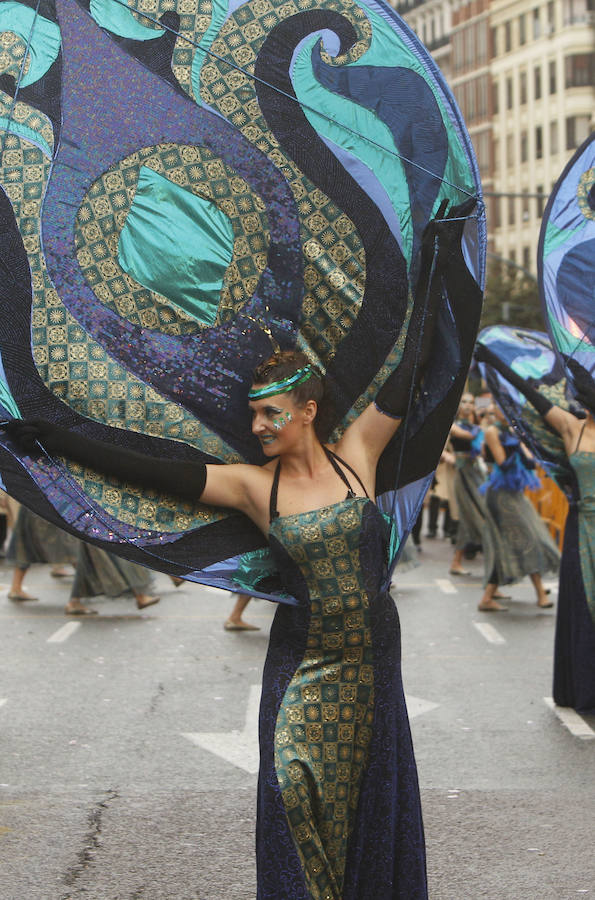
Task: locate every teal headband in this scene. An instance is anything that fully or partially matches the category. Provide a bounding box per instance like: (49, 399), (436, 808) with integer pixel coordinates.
(248, 366), (314, 400)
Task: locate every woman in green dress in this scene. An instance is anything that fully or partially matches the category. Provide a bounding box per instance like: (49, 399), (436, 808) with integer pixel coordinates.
(6, 348), (433, 898)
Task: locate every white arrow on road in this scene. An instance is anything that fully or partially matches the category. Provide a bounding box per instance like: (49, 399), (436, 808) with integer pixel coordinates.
(182, 686), (439, 774)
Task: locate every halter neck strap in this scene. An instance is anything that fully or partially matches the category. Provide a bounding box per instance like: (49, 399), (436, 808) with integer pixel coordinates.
(574, 420), (588, 455)
(268, 446), (369, 523)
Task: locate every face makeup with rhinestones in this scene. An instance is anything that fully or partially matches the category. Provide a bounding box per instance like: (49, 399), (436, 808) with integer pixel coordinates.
(249, 392), (300, 454)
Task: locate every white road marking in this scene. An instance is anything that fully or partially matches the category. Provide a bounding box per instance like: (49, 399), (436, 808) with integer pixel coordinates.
(406, 695), (439, 719)
(0, 699), (7, 708)
(182, 683), (262, 774)
(473, 621), (506, 645)
(183, 686), (439, 773)
(543, 697), (595, 739)
(47, 622), (81, 644)
(435, 579), (457, 595)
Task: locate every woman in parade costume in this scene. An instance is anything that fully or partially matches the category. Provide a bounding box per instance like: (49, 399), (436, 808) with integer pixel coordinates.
(4, 195), (479, 898)
(479, 406), (560, 612)
(448, 393), (487, 575)
(6, 346), (432, 899)
(65, 543), (160, 615)
(475, 345), (595, 712)
(6, 506), (78, 602)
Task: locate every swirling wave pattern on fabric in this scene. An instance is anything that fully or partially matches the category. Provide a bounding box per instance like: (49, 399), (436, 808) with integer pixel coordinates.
(538, 130), (595, 402)
(476, 325), (579, 488)
(0, 0), (484, 602)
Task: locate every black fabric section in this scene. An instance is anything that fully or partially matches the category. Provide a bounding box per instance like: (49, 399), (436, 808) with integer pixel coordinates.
(74, 2), (185, 97)
(376, 235), (483, 492)
(254, 11), (409, 432)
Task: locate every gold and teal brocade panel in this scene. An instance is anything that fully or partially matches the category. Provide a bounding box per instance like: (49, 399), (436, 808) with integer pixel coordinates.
(0, 92), (235, 532)
(272, 501), (374, 900)
(74, 143), (271, 334)
(200, 0), (371, 364)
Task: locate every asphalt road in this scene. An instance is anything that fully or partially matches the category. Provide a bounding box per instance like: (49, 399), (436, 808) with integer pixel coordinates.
(1, 535), (594, 900)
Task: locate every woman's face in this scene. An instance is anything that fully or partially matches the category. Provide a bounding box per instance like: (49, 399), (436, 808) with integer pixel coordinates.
(249, 390), (304, 455)
(458, 393), (475, 419)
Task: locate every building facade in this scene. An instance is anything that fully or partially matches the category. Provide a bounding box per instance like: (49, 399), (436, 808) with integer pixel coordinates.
(391, 0), (594, 273)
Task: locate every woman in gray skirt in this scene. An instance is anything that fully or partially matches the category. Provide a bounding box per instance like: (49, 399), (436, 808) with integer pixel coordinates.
(7, 506), (78, 601)
(449, 393), (487, 575)
(479, 407), (560, 611)
(66, 544), (160, 615)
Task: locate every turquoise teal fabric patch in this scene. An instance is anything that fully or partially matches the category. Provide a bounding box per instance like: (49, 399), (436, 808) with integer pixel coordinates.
(0, 2), (61, 87)
(0, 117), (52, 157)
(118, 166), (234, 326)
(89, 0), (164, 40)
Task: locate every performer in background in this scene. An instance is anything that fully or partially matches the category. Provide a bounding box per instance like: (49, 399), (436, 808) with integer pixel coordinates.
(475, 345), (595, 713)
(449, 393), (486, 575)
(479, 406), (560, 612)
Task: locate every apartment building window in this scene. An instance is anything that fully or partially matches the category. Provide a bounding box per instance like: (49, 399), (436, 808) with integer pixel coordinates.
(492, 197), (501, 230)
(536, 185), (545, 217)
(520, 71), (527, 104)
(534, 65), (542, 99)
(491, 26), (498, 57)
(532, 7), (541, 38)
(536, 125), (543, 159)
(478, 22), (488, 65)
(473, 131), (491, 172)
(505, 20), (512, 52)
(550, 120), (559, 154)
(493, 139), (500, 171)
(563, 0), (594, 26)
(467, 81), (477, 121)
(492, 81), (499, 114)
(508, 197), (515, 225)
(549, 60), (557, 93)
(566, 54), (595, 87)
(547, 1), (556, 29)
(520, 131), (528, 162)
(465, 26), (475, 68)
(478, 76), (489, 119)
(510, 248), (517, 265)
(566, 115), (591, 149)
(506, 76), (513, 108)
(519, 14), (527, 44)
(507, 133), (515, 166)
(522, 246), (531, 271)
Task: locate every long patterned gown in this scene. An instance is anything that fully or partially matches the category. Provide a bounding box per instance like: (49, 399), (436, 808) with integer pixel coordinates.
(256, 449), (427, 900)
(553, 445), (595, 713)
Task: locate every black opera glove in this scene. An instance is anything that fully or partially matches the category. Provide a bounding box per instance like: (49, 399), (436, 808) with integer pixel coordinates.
(473, 344), (554, 418)
(3, 419), (207, 500)
(566, 358), (595, 415)
(376, 198), (477, 418)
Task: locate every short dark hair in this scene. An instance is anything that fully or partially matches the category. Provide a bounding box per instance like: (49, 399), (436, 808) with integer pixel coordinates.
(252, 350), (324, 407)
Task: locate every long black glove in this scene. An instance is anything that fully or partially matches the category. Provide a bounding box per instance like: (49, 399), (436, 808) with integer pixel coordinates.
(2, 419), (207, 500)
(474, 344), (553, 417)
(376, 198), (477, 418)
(566, 358), (595, 415)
